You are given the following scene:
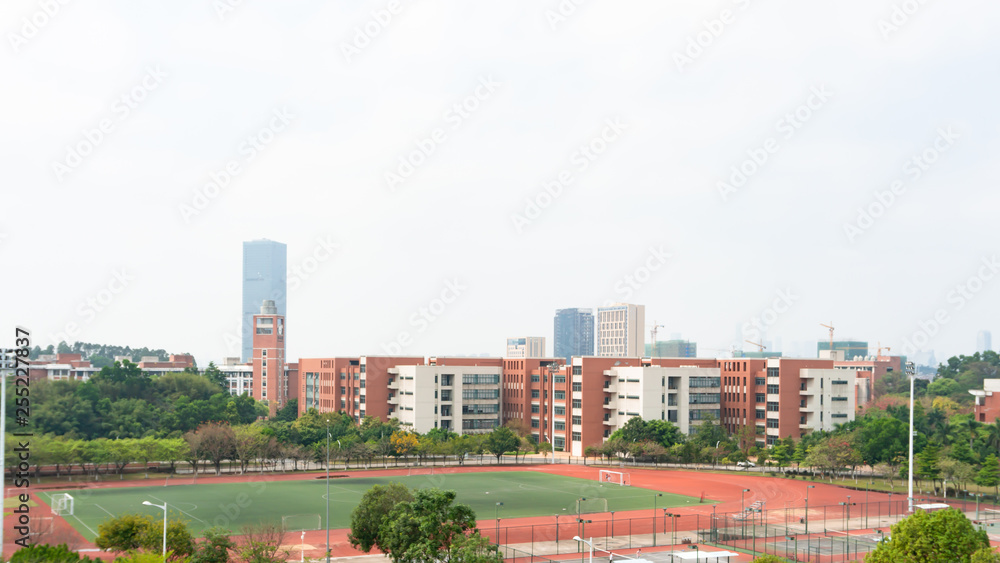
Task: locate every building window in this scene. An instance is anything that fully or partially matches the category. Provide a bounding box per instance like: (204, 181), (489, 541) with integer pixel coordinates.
(766, 384), (779, 394)
(554, 391), (565, 400)
(531, 405), (540, 414)
(531, 419), (539, 428)
(572, 432), (581, 442)
(554, 406), (566, 415)
(572, 415), (582, 425)
(554, 437), (565, 450)
(689, 393), (720, 404)
(756, 393), (765, 403)
(554, 375), (566, 384)
(767, 402), (779, 412)
(572, 399), (582, 409)
(755, 377), (765, 385)
(531, 390), (539, 399)
(554, 421), (565, 430)
(572, 366), (582, 375)
(756, 409), (765, 419)
(340, 386), (346, 394)
(572, 382), (582, 392)
(531, 375), (540, 383)
(767, 367), (779, 378)
(690, 377), (721, 388)
(767, 419), (779, 428)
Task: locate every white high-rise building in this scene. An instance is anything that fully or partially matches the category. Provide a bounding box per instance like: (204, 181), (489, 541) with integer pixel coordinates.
(596, 303), (645, 357)
(390, 364), (502, 434)
(506, 337), (546, 358)
(978, 330), (993, 353)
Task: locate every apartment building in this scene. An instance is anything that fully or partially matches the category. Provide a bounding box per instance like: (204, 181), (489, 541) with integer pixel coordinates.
(554, 308), (594, 360)
(391, 362), (503, 434)
(595, 303), (645, 357)
(26, 353), (99, 381)
(299, 356), (425, 421)
(971, 380), (1000, 423)
(506, 337), (546, 358)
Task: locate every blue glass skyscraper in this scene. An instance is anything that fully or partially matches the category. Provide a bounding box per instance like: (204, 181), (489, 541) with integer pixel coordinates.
(242, 239), (286, 362)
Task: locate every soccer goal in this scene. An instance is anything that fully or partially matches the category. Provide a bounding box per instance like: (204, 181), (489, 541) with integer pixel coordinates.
(50, 493), (74, 516)
(576, 497), (609, 514)
(282, 514), (322, 532)
(598, 470), (630, 486)
(407, 467), (434, 476)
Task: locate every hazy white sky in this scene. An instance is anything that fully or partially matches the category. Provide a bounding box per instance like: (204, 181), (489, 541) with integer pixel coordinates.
(4, 0), (998, 368)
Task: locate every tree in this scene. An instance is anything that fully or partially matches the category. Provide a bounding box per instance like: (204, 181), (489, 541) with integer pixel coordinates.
(273, 398), (298, 422)
(231, 522), (288, 563)
(976, 455), (1000, 498)
(866, 508), (988, 563)
(9, 543), (99, 562)
(442, 530), (503, 563)
(233, 424), (266, 474)
(189, 527), (235, 563)
(94, 513), (193, 559)
(483, 426), (519, 463)
(918, 442), (943, 492)
(971, 547), (1000, 563)
(390, 431), (419, 462)
(191, 422), (235, 475)
(378, 488), (480, 563)
(349, 482), (415, 553)
(202, 362), (227, 388)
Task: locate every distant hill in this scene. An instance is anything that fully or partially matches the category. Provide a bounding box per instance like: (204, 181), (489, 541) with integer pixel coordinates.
(29, 341), (193, 369)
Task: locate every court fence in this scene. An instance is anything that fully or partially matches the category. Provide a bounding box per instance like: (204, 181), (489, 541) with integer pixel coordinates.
(487, 496), (999, 562)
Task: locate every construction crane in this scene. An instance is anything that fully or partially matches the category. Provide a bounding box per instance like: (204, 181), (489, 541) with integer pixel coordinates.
(649, 321), (665, 357)
(877, 342), (891, 357)
(820, 322), (835, 351)
(745, 340), (766, 352)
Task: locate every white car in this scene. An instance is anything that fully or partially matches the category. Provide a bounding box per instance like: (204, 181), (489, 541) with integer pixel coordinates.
(737, 461), (756, 468)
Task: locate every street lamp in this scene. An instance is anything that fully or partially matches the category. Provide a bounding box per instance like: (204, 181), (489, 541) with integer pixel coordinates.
(326, 420), (332, 563)
(847, 495), (852, 529)
(742, 489), (750, 537)
(665, 512), (679, 549)
(906, 361), (916, 513)
(572, 536), (594, 563)
(653, 493), (663, 546)
(495, 502), (503, 542)
(610, 511), (615, 540)
(805, 485), (815, 536)
(301, 531), (306, 563)
(141, 501), (167, 560)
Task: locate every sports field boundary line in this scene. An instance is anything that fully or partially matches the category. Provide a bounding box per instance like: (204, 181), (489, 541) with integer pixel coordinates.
(94, 504), (114, 517)
(147, 494), (206, 524)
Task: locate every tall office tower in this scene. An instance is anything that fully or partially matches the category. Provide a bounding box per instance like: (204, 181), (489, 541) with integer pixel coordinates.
(554, 308), (594, 360)
(979, 331), (993, 353)
(595, 303), (645, 357)
(242, 239), (286, 362)
(252, 299), (286, 416)
(506, 337), (546, 358)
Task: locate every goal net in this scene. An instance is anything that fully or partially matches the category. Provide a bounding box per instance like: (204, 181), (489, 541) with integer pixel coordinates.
(51, 493), (74, 516)
(576, 497), (609, 514)
(407, 467), (435, 476)
(598, 470), (630, 486)
(282, 514), (322, 532)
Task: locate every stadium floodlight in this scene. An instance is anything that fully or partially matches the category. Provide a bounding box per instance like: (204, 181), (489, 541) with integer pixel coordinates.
(906, 361), (915, 513)
(142, 501), (167, 560)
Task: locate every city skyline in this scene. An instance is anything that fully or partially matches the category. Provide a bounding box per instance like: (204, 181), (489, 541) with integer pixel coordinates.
(4, 1), (998, 369)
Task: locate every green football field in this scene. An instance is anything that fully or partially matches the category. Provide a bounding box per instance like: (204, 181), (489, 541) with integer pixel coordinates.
(44, 471), (700, 539)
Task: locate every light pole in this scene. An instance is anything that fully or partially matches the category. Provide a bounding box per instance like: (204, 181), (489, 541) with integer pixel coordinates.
(610, 511), (615, 540)
(301, 531), (306, 563)
(653, 493), (662, 545)
(865, 481), (871, 529)
(572, 536), (594, 563)
(666, 512), (678, 550)
(805, 485), (815, 536)
(847, 495), (852, 530)
(141, 501), (167, 560)
(906, 361), (916, 513)
(495, 502), (503, 543)
(742, 489), (750, 537)
(326, 421), (331, 563)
